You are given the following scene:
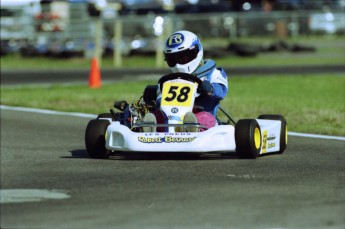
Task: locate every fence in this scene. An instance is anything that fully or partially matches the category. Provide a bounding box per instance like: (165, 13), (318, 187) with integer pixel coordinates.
(1, 1), (344, 67)
(94, 10), (345, 67)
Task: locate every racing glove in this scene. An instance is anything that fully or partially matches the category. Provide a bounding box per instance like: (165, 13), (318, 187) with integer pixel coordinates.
(198, 80), (214, 96)
(114, 100), (129, 111)
(143, 85), (158, 106)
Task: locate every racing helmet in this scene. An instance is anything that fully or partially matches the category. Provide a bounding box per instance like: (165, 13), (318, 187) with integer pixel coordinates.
(164, 30), (203, 74)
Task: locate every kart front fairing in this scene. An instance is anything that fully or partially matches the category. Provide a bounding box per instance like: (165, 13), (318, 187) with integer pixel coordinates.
(105, 121), (236, 153)
(104, 118), (284, 155)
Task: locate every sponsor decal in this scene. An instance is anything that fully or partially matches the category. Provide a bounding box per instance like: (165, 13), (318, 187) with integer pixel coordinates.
(268, 142), (276, 149)
(138, 136), (163, 143)
(171, 107), (179, 113)
(167, 33), (184, 48)
(167, 115), (182, 121)
(262, 130), (268, 153)
(138, 136), (196, 143)
(267, 135), (276, 141)
(144, 132), (192, 136)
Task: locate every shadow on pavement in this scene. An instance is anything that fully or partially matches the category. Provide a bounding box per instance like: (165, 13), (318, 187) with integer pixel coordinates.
(65, 149), (239, 161)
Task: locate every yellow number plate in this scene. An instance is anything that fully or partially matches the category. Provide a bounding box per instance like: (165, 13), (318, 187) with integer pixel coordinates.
(161, 81), (195, 107)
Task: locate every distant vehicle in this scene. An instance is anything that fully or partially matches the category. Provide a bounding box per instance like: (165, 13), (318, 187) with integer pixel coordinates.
(273, 0), (345, 34)
(309, 12), (345, 34)
(0, 0), (40, 55)
(119, 0), (170, 15)
(175, 0), (233, 14)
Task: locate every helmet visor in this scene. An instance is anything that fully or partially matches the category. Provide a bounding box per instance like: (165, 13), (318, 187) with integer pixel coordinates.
(164, 45), (199, 67)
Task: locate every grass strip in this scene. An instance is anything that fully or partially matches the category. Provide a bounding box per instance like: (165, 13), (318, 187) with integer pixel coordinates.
(1, 74), (344, 136)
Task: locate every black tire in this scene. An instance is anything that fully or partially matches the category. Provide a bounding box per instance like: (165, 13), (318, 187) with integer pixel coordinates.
(235, 119), (262, 159)
(85, 119), (110, 159)
(97, 113), (114, 120)
(257, 114), (287, 154)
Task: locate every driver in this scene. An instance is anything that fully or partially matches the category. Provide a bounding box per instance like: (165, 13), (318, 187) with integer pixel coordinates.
(143, 30), (228, 132)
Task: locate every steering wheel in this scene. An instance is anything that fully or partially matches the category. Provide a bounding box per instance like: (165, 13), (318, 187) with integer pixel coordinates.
(158, 73), (202, 91)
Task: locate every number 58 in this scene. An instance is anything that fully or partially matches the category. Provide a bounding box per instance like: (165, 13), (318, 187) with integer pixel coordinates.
(164, 86), (191, 103)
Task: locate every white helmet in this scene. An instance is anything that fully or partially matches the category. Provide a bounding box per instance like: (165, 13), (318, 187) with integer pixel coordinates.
(164, 30), (203, 74)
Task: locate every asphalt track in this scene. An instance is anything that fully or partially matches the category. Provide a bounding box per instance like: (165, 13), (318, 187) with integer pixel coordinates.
(1, 108), (344, 229)
(1, 67), (345, 228)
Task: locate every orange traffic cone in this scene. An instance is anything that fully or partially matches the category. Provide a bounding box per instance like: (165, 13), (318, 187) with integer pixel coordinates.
(89, 57), (101, 88)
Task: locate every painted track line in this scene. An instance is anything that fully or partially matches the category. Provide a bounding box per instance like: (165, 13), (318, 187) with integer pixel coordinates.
(288, 132), (345, 141)
(0, 105), (96, 119)
(1, 105), (344, 141)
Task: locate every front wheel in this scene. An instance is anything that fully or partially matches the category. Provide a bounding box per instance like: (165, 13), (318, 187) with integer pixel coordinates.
(85, 119), (110, 159)
(235, 119), (262, 159)
(258, 114), (287, 154)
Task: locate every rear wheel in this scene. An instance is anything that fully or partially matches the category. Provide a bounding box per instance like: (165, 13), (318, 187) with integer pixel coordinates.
(97, 113), (114, 120)
(85, 119), (110, 159)
(235, 119), (262, 159)
(258, 114), (287, 154)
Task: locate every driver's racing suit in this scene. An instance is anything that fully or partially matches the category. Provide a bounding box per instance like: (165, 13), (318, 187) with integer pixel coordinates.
(123, 59), (228, 129)
(156, 59), (228, 116)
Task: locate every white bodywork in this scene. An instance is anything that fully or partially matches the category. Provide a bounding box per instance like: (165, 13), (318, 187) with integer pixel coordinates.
(105, 121), (235, 153)
(104, 119), (282, 155)
(257, 119), (282, 155)
(103, 76), (283, 155)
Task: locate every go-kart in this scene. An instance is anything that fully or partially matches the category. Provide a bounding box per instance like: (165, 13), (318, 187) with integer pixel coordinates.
(85, 73), (287, 159)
